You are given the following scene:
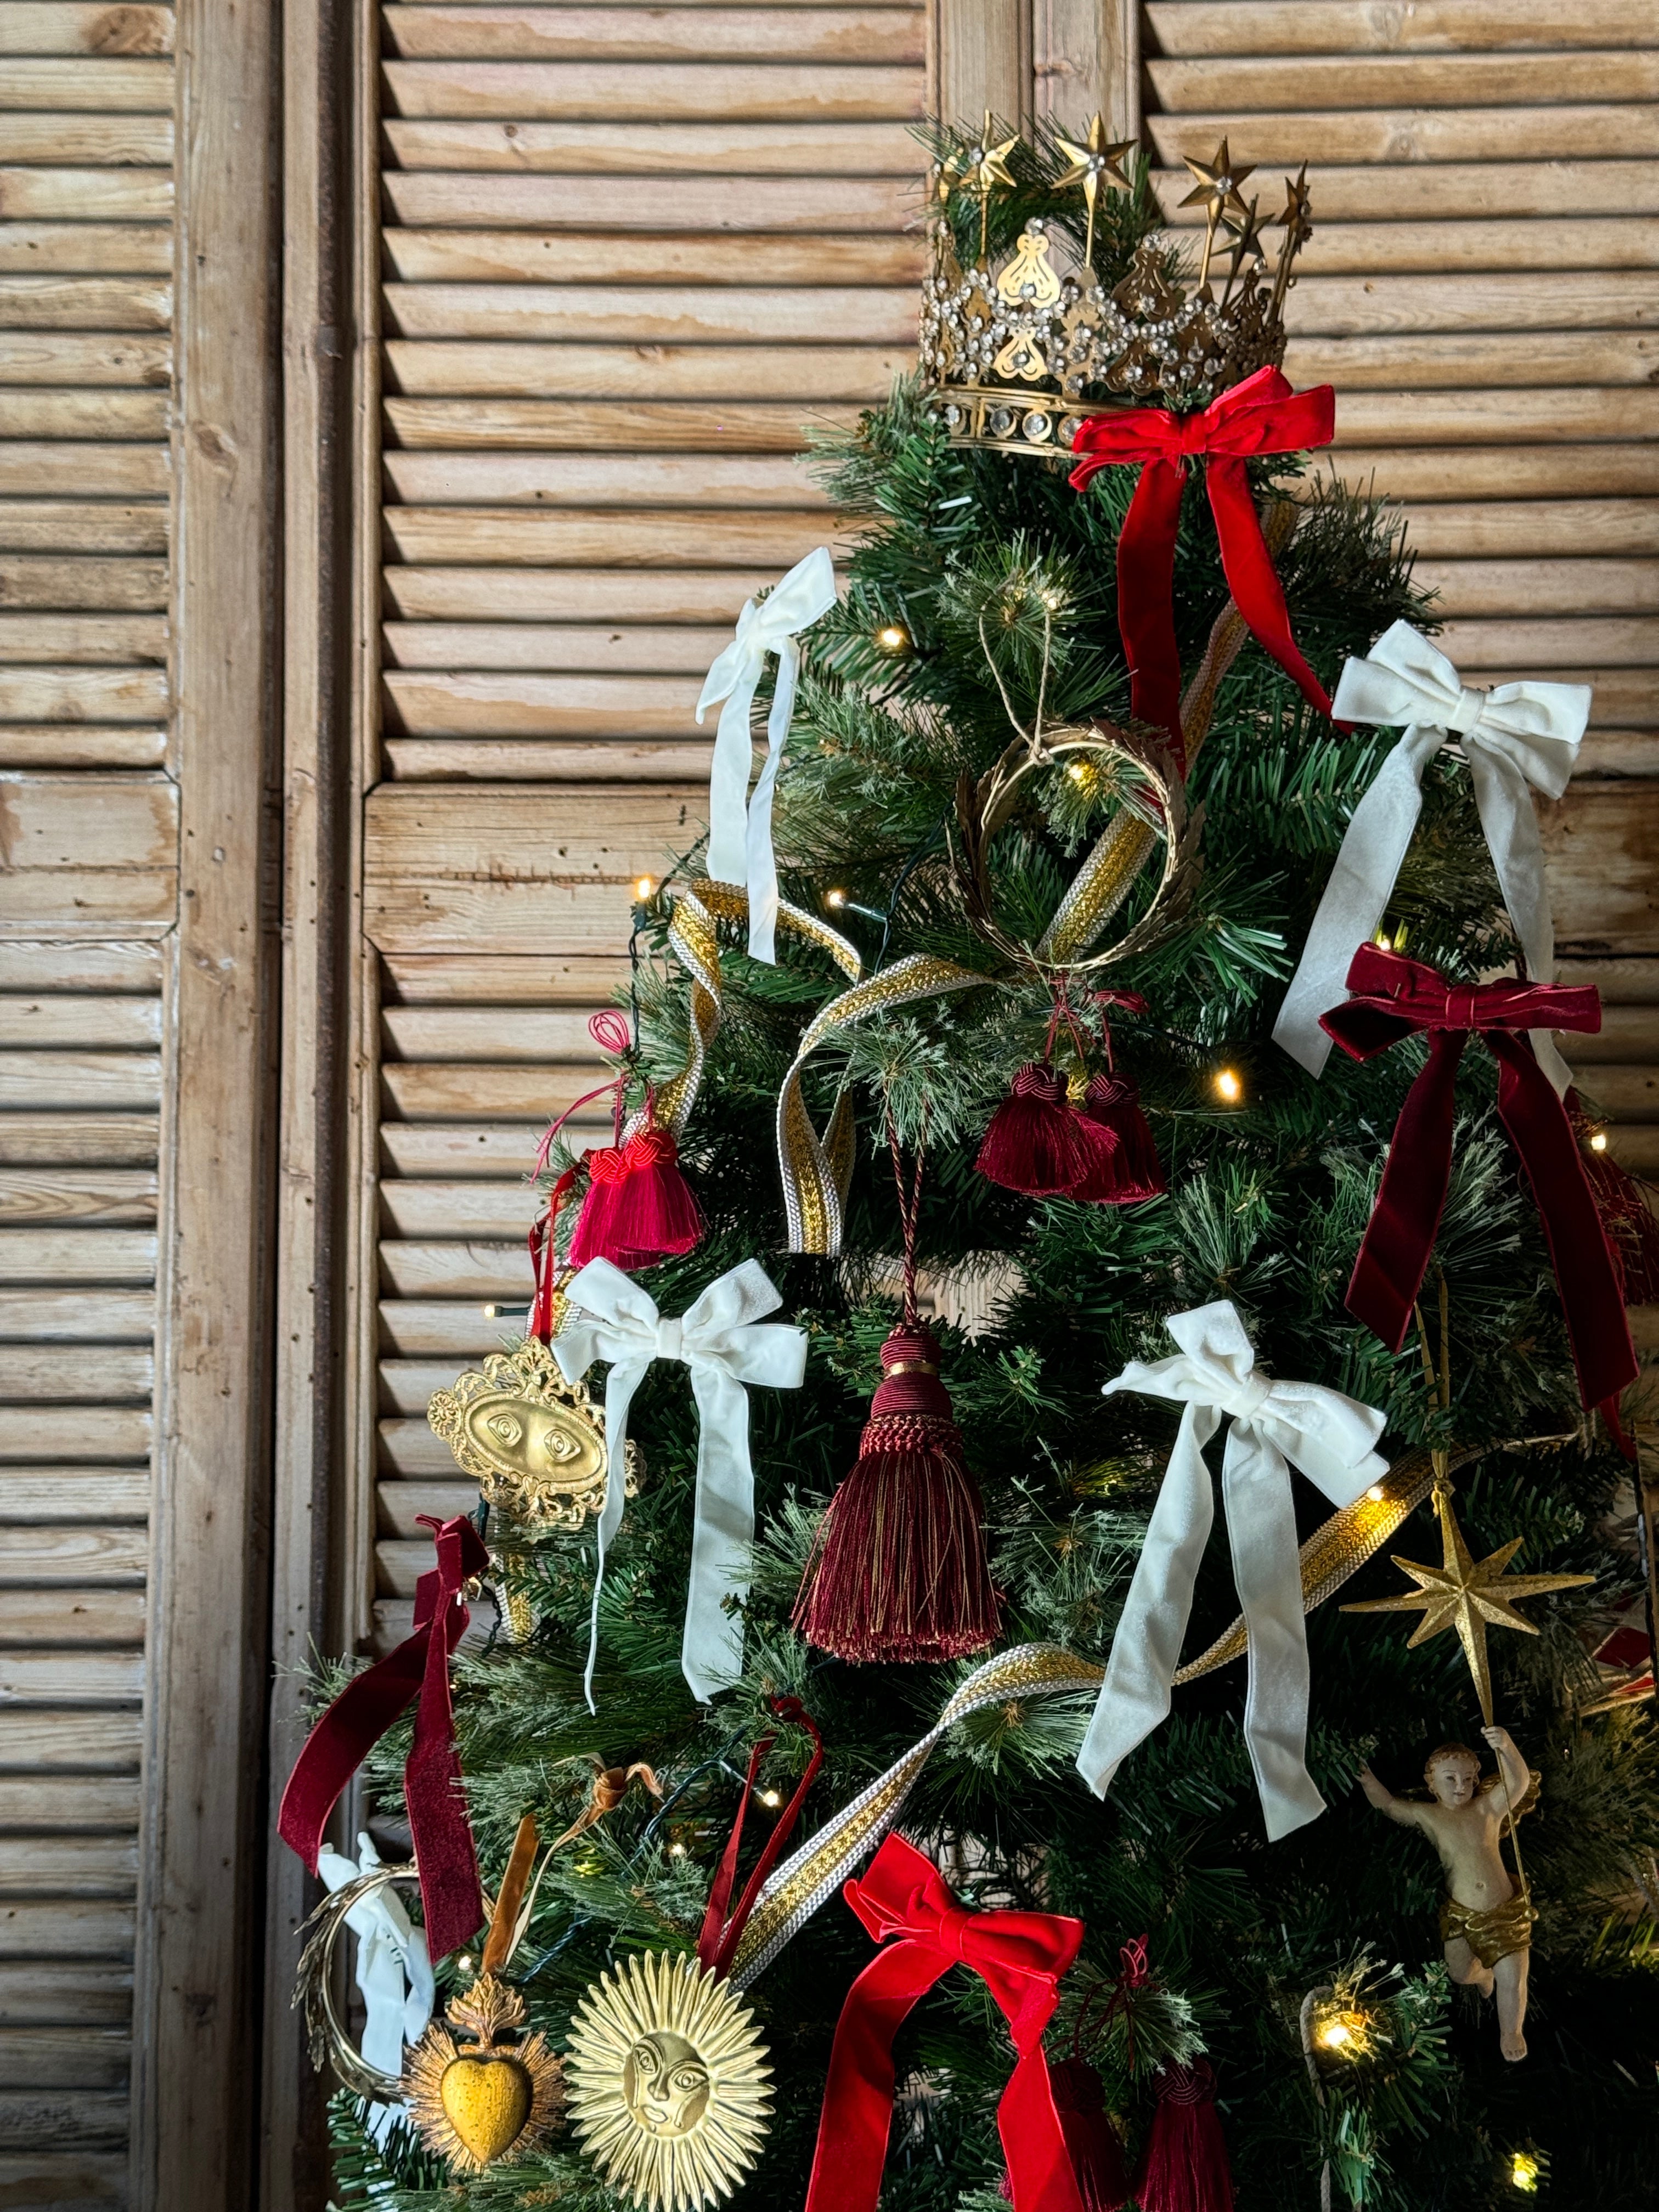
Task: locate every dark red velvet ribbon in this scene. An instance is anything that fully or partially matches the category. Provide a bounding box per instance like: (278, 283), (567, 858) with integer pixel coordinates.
(1067, 365), (1337, 764)
(277, 1513), (489, 1961)
(804, 1833), (1085, 2212)
(695, 1695), (822, 1982)
(1320, 943), (1637, 1425)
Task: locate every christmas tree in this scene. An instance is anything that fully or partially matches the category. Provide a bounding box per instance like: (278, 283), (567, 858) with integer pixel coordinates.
(300, 126), (1659, 2212)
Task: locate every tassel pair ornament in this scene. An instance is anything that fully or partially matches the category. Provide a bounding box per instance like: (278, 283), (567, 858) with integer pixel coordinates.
(995, 2055), (1233, 2212)
(793, 1122), (1000, 1666)
(975, 1060), (1165, 1205)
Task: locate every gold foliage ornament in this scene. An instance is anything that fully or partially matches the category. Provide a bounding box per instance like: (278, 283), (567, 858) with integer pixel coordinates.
(403, 1970), (563, 2175)
(426, 1336), (639, 1531)
(563, 1950), (772, 2212)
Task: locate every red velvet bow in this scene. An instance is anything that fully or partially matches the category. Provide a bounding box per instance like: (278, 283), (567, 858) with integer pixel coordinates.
(804, 1834), (1085, 2212)
(1321, 943), (1637, 1428)
(1068, 365), (1337, 764)
(277, 1513), (489, 1961)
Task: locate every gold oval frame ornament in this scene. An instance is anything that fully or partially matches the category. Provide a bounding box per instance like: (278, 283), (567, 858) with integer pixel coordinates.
(427, 1338), (640, 1531)
(951, 721), (1201, 981)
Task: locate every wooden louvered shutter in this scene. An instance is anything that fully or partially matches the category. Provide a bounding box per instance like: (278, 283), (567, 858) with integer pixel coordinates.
(358, 5), (930, 1641)
(1141, 1), (1659, 1347)
(0, 5), (278, 2205)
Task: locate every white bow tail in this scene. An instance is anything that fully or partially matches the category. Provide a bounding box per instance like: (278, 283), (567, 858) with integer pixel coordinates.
(1077, 1300), (1388, 1841)
(1272, 619), (1590, 1094)
(555, 1256), (808, 1708)
(697, 544), (838, 963)
(317, 1832), (435, 2138)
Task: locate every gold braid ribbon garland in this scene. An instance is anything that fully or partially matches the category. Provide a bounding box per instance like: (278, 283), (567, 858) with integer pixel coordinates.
(729, 1440), (1454, 1985)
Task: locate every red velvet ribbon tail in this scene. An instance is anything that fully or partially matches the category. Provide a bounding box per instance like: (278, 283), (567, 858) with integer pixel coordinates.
(1000, 2046), (1087, 2212)
(1205, 458), (1334, 722)
(1346, 1029), (1466, 1351)
(404, 1515), (487, 1959)
(275, 1624), (431, 1874)
(1116, 456), (1187, 764)
(1491, 1035), (1639, 1425)
(804, 1942), (947, 2212)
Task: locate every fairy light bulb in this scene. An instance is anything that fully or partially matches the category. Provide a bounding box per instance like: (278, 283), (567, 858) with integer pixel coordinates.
(634, 874), (656, 902)
(875, 621), (911, 653)
(1213, 1066), (1243, 1104)
(1509, 2151), (1540, 2193)
(1589, 1130), (1609, 1153)
(1365, 1484), (1384, 1503)
(482, 1303), (499, 1320)
(1373, 929), (1393, 950)
(1318, 2020), (1352, 2050)
(825, 887), (848, 910)
(669, 1841), (686, 1858)
(758, 1788), (782, 1809)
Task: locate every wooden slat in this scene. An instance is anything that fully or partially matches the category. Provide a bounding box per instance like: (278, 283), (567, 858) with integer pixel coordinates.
(382, 1063), (608, 1119)
(380, 1123), (570, 1175)
(381, 7), (926, 65)
(0, 395), (170, 440)
(382, 279), (915, 343)
(1332, 391), (1659, 445)
(384, 397), (851, 453)
(0, 165), (171, 219)
(381, 117), (918, 171)
(380, 1240), (533, 1297)
(0, 1712), (141, 1769)
(0, 276), (170, 330)
(0, 996), (160, 1046)
(0, 1592), (144, 1646)
(382, 170), (914, 230)
(1415, 560), (1659, 617)
(0, 613), (166, 659)
(381, 950), (629, 999)
(378, 1179), (540, 1238)
(1396, 501), (1652, 557)
(380, 61), (926, 123)
(0, 225), (172, 274)
(0, 1648), (144, 1698)
(0, 1289), (153, 1336)
(1243, 217), (1654, 275)
(1146, 106), (1659, 163)
(379, 1300), (527, 1357)
(1148, 53), (1659, 110)
(382, 229), (923, 284)
(382, 622), (724, 672)
(0, 115), (172, 163)
(383, 505), (848, 566)
(1146, 2), (1648, 54)
(0, 557), (170, 607)
(383, 736), (716, 780)
(0, 504), (168, 554)
(0, 1527), (147, 1580)
(0, 726), (166, 767)
(1158, 159), (1659, 222)
(0, 333), (170, 387)
(0, 1231), (155, 1281)
(0, 1470), (149, 1518)
(382, 566), (778, 620)
(0, 8), (174, 59)
(382, 449), (832, 505)
(385, 338), (906, 399)
(0, 1960), (133, 2023)
(0, 1170), (157, 1224)
(0, 1057), (160, 1110)
(1284, 274), (1659, 337)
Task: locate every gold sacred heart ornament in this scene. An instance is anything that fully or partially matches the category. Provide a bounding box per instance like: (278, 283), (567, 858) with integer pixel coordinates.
(427, 1338), (640, 1530)
(564, 1951), (771, 2212)
(403, 1972), (563, 2175)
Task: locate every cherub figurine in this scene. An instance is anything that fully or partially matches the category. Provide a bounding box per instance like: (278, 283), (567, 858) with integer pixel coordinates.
(1358, 1726), (1538, 2061)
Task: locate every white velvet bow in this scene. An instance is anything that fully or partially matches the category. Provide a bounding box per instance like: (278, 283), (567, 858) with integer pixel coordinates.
(1273, 621), (1590, 1094)
(697, 545), (837, 963)
(1078, 1301), (1387, 1841)
(555, 1257), (807, 1708)
(317, 1832), (434, 2137)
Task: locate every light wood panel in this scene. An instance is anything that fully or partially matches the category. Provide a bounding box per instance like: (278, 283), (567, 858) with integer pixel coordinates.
(0, 17), (173, 2201)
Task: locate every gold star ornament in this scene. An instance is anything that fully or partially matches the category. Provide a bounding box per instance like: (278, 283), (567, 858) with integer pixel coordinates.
(1053, 114), (1135, 263)
(1342, 1484), (1593, 1724)
(1180, 137), (1256, 291)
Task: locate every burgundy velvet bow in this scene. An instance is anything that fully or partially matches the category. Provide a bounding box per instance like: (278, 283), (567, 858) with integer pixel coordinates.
(1068, 365), (1337, 764)
(277, 1513), (488, 1961)
(804, 1834), (1085, 2212)
(1321, 943), (1637, 1425)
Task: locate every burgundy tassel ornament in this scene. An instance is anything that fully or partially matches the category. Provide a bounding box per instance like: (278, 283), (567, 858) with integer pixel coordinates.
(1136, 2060), (1234, 2212)
(1073, 1072), (1166, 1204)
(569, 1124), (703, 1272)
(975, 1062), (1095, 1197)
(1051, 2058), (1133, 2212)
(794, 1120), (999, 1664)
(1572, 1093), (1659, 1306)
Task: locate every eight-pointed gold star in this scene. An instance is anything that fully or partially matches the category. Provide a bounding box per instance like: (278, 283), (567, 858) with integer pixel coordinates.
(1342, 1485), (1593, 1724)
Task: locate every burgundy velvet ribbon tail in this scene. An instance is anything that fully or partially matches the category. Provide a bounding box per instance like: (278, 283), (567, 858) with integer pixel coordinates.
(1345, 1028), (1466, 1352)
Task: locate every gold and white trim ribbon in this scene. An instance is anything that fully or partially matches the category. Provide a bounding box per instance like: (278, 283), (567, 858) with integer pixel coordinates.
(697, 546), (838, 964)
(1272, 621), (1590, 1094)
(1079, 1300), (1388, 1842)
(554, 1257), (806, 1709)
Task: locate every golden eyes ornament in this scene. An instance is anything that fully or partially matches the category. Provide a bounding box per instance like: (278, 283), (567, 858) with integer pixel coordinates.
(563, 1951), (771, 2212)
(427, 1338), (640, 1530)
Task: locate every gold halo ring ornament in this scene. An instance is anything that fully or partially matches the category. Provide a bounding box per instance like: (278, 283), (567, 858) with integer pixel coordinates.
(294, 1859), (421, 2103)
(564, 1951), (772, 2212)
(427, 1338), (640, 1530)
(951, 721), (1201, 982)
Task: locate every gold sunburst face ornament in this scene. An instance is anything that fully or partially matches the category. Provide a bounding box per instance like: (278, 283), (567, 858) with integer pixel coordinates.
(403, 1971), (563, 2174)
(427, 1338), (639, 1530)
(565, 1951), (772, 2211)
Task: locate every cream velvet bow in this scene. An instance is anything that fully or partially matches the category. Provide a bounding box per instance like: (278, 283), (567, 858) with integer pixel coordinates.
(555, 1257), (807, 1708)
(317, 1833), (433, 2137)
(697, 544), (837, 963)
(1077, 1301), (1388, 1841)
(1273, 621), (1590, 1094)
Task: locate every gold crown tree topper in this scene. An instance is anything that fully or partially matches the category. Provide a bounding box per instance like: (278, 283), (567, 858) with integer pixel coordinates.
(919, 119), (1313, 457)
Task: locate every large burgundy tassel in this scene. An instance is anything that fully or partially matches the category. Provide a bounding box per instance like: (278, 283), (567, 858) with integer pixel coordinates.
(1053, 2058), (1133, 2212)
(1073, 1072), (1166, 1204)
(793, 1318), (999, 1663)
(569, 1124), (703, 1272)
(1136, 2061), (1234, 2212)
(975, 1062), (1095, 1197)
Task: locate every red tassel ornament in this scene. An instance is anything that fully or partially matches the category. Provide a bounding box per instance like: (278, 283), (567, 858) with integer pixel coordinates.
(975, 1062), (1095, 1197)
(1136, 2061), (1234, 2212)
(569, 1124), (703, 1272)
(1073, 1073), (1166, 1204)
(1052, 2058), (1133, 2212)
(793, 1318), (999, 1663)
(1572, 1093), (1659, 1306)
